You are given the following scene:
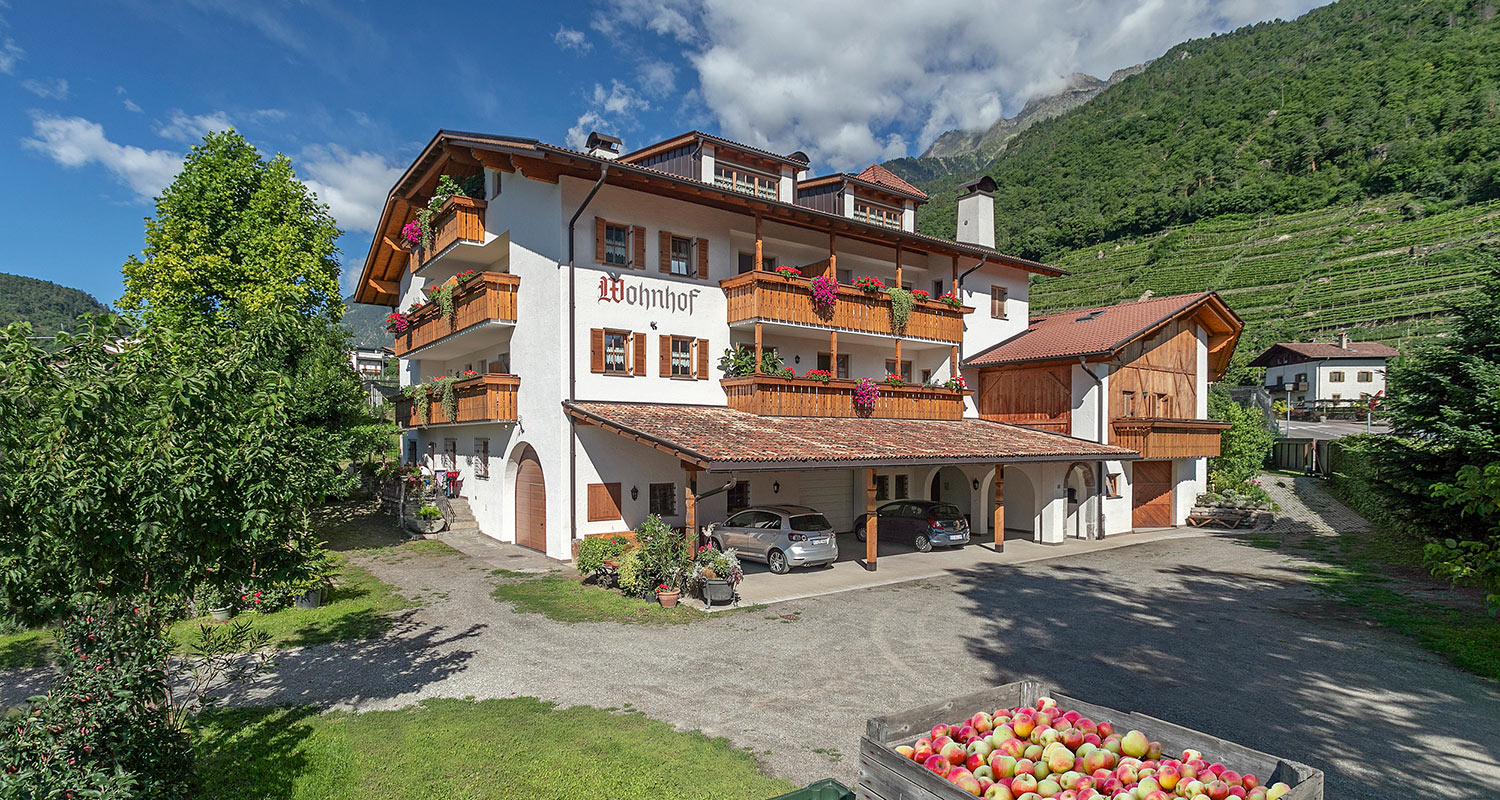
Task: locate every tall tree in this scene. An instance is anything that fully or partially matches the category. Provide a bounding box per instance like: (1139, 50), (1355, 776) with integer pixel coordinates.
(121, 130), (343, 325)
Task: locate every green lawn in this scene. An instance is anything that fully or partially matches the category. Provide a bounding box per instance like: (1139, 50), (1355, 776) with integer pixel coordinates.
(0, 627), (53, 670)
(194, 697), (794, 800)
(491, 571), (710, 624)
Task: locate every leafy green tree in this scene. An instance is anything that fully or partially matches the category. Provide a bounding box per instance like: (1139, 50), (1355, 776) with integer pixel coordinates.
(1207, 389), (1275, 490)
(121, 130), (343, 325)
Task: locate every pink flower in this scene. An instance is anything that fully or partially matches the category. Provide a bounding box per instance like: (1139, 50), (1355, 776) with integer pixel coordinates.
(401, 220), (422, 246)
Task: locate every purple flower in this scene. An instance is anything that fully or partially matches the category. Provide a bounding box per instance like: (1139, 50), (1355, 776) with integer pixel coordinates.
(401, 220), (422, 246)
(809, 275), (838, 310)
(854, 378), (880, 410)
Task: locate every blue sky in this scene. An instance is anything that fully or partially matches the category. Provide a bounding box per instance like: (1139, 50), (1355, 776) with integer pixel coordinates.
(0, 0), (1326, 306)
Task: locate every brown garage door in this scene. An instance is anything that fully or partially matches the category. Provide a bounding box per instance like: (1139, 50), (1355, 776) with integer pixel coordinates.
(514, 446), (547, 551)
(1132, 461), (1173, 529)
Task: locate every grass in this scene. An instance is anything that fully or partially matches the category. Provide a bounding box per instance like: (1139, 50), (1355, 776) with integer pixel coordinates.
(194, 697), (793, 800)
(490, 572), (708, 624)
(0, 627), (53, 670)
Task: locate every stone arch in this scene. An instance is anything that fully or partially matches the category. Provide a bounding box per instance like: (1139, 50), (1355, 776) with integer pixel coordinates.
(1065, 461), (1097, 540)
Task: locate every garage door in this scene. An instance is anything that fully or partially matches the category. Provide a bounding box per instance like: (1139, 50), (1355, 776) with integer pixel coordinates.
(1132, 461), (1173, 529)
(799, 470), (856, 533)
(514, 446), (547, 551)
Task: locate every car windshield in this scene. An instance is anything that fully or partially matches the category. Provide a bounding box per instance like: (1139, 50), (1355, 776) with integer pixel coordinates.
(930, 504), (964, 520)
(788, 514), (833, 532)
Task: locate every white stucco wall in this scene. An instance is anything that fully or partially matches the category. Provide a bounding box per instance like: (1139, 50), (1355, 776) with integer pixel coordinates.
(1264, 358), (1386, 405)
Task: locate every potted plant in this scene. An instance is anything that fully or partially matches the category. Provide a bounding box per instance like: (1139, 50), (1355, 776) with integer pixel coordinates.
(773, 265), (802, 279)
(854, 378), (880, 414)
(852, 274), (886, 294)
(406, 504), (445, 536)
(293, 551), (340, 610)
(808, 274), (838, 313)
(805, 368), (832, 383)
(200, 585), (236, 621)
(385, 311), (410, 333)
(655, 583), (681, 608)
(938, 290), (962, 309)
(882, 372), (906, 387)
(689, 544), (743, 607)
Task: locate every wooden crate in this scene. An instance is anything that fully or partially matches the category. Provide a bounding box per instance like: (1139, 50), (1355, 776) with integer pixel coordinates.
(858, 681), (1322, 800)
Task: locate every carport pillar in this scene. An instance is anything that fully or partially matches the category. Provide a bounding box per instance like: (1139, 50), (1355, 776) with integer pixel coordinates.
(863, 468), (878, 571)
(753, 323), (763, 374)
(993, 466), (1005, 552)
(684, 464), (700, 556)
(829, 331), (838, 374)
(754, 214), (763, 268)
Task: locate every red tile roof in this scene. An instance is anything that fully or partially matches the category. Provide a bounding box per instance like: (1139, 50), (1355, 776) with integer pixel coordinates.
(854, 164), (929, 201)
(1246, 341), (1398, 366)
(966, 292), (1218, 368)
(564, 401), (1135, 470)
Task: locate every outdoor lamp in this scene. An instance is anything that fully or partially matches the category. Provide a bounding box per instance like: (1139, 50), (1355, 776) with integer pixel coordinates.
(772, 481), (780, 493)
(630, 486), (639, 500)
(972, 478), (980, 490)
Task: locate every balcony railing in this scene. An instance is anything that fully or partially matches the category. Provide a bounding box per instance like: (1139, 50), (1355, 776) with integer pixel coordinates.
(393, 272), (520, 357)
(397, 373), (520, 428)
(722, 375), (969, 420)
(1110, 417), (1230, 459)
(720, 271), (971, 344)
(408, 196), (487, 272)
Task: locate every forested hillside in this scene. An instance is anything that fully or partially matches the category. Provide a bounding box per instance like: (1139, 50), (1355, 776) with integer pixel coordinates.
(342, 296), (392, 348)
(914, 0), (1500, 259)
(0, 272), (109, 334)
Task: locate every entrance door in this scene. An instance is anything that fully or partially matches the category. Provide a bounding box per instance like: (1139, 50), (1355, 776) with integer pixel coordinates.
(514, 446), (547, 551)
(1132, 461), (1173, 529)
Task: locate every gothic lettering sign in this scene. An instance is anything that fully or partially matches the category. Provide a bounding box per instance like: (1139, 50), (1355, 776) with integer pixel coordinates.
(596, 274), (701, 315)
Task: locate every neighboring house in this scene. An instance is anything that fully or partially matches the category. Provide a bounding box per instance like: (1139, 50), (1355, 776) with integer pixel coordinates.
(965, 292), (1243, 536)
(350, 129), (1232, 561)
(1247, 334), (1396, 407)
(350, 345), (393, 378)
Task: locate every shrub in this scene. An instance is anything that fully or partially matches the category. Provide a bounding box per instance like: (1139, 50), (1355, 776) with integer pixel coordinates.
(617, 516), (689, 597)
(887, 286), (914, 331)
(686, 544), (744, 592)
(415, 505), (443, 521)
(576, 535), (633, 577)
(1208, 390), (1274, 491)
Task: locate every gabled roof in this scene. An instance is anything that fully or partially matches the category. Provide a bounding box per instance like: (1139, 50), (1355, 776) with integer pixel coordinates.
(619, 130), (807, 169)
(964, 292), (1244, 379)
(564, 401), (1136, 471)
(854, 164), (928, 201)
(1246, 341), (1398, 366)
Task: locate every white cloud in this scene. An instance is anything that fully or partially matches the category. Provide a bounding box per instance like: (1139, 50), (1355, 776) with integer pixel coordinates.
(605, 0), (1323, 171)
(123, 98), (143, 113)
(554, 25), (591, 52)
(20, 76), (67, 99)
(155, 110), (234, 143)
(592, 80), (649, 115)
(637, 59), (676, 97)
(0, 36), (20, 75)
(566, 110), (609, 150)
(22, 113), (183, 200)
(566, 80), (652, 149)
(297, 145), (404, 234)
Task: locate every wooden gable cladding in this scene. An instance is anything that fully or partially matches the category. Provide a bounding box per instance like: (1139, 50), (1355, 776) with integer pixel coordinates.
(976, 364), (1072, 433)
(1109, 318), (1199, 430)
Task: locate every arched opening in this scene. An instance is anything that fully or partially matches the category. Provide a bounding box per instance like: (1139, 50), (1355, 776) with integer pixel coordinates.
(981, 466), (1038, 541)
(1064, 462), (1097, 540)
(929, 466), (971, 513)
(511, 444), (546, 552)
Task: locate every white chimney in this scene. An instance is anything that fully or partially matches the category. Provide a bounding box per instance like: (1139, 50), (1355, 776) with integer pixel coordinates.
(1336, 331), (1349, 349)
(956, 176), (996, 248)
(585, 131), (622, 160)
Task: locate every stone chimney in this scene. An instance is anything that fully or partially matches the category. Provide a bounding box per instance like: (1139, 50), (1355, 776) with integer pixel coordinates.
(1336, 331), (1349, 349)
(585, 131), (622, 160)
(956, 176), (996, 248)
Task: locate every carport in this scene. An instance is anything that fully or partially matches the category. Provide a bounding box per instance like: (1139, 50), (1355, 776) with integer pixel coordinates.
(563, 401), (1138, 570)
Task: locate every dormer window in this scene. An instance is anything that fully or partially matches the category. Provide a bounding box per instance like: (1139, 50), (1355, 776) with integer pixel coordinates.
(854, 199), (901, 230)
(714, 162), (778, 200)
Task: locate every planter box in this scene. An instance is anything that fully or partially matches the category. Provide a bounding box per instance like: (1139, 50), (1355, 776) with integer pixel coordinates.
(404, 516), (446, 536)
(858, 680), (1322, 800)
(722, 375), (969, 420)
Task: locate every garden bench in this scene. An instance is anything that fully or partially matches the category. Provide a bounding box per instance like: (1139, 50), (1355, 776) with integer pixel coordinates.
(1187, 509), (1252, 529)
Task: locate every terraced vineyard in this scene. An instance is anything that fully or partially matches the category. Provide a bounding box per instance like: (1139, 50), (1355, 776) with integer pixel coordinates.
(1031, 196), (1500, 362)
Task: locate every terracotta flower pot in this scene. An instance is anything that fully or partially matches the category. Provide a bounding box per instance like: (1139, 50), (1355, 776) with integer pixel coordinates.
(656, 589), (681, 608)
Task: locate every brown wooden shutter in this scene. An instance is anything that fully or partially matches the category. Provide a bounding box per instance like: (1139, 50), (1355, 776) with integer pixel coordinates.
(659, 231), (672, 273)
(659, 335), (671, 376)
(594, 218), (606, 263)
(696, 237), (709, 279)
(587, 483), (623, 521)
(632, 331), (646, 375)
(696, 338), (710, 379)
(632, 225), (646, 269)
(590, 329), (605, 373)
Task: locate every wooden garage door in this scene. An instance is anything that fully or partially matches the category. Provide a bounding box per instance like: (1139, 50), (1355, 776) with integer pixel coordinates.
(1132, 461), (1173, 529)
(515, 446), (547, 551)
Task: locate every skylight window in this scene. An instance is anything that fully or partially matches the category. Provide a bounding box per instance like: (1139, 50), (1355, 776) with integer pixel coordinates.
(1074, 310), (1107, 322)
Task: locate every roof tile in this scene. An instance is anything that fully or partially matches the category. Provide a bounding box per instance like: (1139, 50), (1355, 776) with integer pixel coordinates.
(966, 293), (1213, 367)
(854, 164), (929, 200)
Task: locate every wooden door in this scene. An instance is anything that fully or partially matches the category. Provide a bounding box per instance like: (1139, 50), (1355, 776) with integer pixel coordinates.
(1131, 461), (1173, 529)
(515, 446), (547, 551)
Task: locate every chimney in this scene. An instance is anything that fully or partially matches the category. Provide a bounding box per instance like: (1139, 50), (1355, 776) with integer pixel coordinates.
(584, 131), (622, 160)
(1336, 331), (1349, 349)
(956, 176), (996, 248)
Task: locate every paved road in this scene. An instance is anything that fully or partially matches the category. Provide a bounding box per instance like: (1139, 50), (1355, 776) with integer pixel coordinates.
(5, 490), (1498, 799)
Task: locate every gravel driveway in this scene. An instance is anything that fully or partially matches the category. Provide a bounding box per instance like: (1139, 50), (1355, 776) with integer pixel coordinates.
(6, 490), (1499, 799)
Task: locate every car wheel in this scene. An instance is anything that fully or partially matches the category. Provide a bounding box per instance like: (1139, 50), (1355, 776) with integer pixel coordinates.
(914, 534), (933, 553)
(767, 549), (790, 574)
(853, 516), (867, 541)
(709, 537), (725, 552)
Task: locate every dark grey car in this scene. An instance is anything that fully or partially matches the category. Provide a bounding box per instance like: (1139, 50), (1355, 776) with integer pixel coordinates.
(852, 500), (970, 552)
(708, 505), (838, 574)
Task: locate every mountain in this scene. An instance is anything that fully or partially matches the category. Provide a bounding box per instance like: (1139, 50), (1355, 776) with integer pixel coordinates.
(0, 273), (110, 335)
(342, 295), (392, 348)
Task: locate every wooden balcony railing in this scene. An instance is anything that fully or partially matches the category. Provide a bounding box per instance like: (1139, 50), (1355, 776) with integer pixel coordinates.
(397, 374), (520, 428)
(722, 375), (969, 420)
(1110, 417), (1230, 459)
(393, 272), (519, 356)
(720, 271), (971, 343)
(408, 196), (487, 272)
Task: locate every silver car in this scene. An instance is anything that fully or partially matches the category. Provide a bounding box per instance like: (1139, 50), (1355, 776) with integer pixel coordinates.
(708, 505), (838, 574)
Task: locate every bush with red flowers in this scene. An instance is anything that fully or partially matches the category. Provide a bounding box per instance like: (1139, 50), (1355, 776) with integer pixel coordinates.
(912, 289), (930, 300)
(882, 373), (907, 387)
(938, 290), (962, 309)
(773, 265), (802, 279)
(852, 275), (886, 294)
(805, 368), (833, 383)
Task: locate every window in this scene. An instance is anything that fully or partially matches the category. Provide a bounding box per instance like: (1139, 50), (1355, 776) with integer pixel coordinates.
(1105, 473), (1121, 498)
(884, 359), (913, 382)
(1294, 372), (1308, 385)
(442, 439), (457, 471)
(1331, 393), (1341, 401)
(492, 353), (510, 373)
(474, 438), (489, 480)
(991, 286), (1008, 319)
(816, 352), (849, 379)
(1357, 371), (1373, 382)
(603, 331), (629, 373)
(603, 223), (629, 266)
(714, 163), (778, 199)
(873, 475), (890, 501)
(670, 336), (694, 377)
(854, 200), (901, 230)
(932, 279), (945, 297)
(1329, 371), (1345, 382)
(895, 475), (909, 499)
(836, 268), (852, 284)
(727, 481), (750, 514)
(1121, 391), (1136, 417)
(1156, 393), (1170, 418)
(670, 236), (693, 276)
(737, 252), (776, 273)
(587, 483), (622, 521)
(649, 483), (677, 516)
(920, 369), (933, 385)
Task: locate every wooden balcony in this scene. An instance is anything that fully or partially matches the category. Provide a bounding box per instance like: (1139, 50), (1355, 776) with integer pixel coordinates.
(720, 271), (971, 344)
(398, 374), (520, 428)
(393, 272), (519, 357)
(408, 196), (487, 272)
(1110, 417), (1230, 459)
(722, 375), (969, 420)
